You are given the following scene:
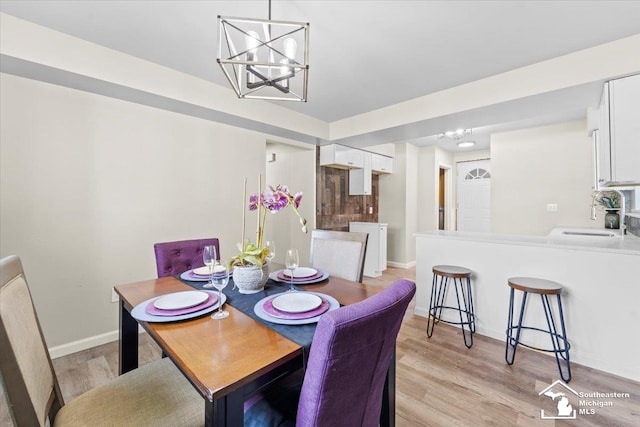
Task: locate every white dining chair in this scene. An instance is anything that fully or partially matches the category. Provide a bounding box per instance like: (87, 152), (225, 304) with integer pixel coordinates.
(0, 255), (204, 427)
(309, 230), (368, 282)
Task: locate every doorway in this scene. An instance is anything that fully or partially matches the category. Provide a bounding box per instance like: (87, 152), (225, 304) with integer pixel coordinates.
(456, 159), (491, 232)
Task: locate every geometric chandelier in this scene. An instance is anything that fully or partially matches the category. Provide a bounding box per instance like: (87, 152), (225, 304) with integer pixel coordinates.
(217, 1), (309, 102)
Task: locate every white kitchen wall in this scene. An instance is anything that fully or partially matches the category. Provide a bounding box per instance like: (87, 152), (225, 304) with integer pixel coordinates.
(264, 142), (315, 266)
(404, 144), (419, 264)
(365, 142), (395, 157)
(380, 143), (420, 267)
(491, 119), (594, 235)
(379, 144), (406, 265)
(0, 73), (267, 351)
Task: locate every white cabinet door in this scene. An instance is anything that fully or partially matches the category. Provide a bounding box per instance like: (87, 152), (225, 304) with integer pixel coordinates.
(349, 152), (372, 195)
(371, 153), (393, 174)
(346, 148), (365, 168)
(319, 144), (365, 169)
(609, 74), (640, 184)
(597, 84), (612, 187)
(378, 224), (387, 273)
(349, 222), (387, 278)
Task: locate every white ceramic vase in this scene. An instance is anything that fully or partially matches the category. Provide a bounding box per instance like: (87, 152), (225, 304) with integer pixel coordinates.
(232, 264), (269, 294)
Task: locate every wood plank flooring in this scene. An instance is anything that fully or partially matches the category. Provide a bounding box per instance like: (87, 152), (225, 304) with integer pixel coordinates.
(2, 267), (639, 426)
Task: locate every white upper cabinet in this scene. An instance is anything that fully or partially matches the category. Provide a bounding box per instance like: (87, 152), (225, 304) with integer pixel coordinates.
(320, 144), (393, 195)
(349, 152), (372, 195)
(595, 74), (640, 188)
(609, 73), (640, 185)
(320, 144), (364, 169)
(320, 144), (394, 173)
(595, 83), (612, 187)
(371, 153), (393, 174)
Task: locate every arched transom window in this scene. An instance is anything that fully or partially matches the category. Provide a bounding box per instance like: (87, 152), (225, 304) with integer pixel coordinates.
(465, 168), (491, 180)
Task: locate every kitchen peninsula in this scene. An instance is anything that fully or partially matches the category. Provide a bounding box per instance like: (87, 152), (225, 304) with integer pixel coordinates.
(415, 230), (640, 381)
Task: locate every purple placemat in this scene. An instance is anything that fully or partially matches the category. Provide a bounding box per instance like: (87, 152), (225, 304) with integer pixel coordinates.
(146, 292), (218, 316)
(277, 270), (323, 282)
(263, 297), (330, 320)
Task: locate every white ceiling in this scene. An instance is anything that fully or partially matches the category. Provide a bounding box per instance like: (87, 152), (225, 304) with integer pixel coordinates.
(2, 1), (640, 151)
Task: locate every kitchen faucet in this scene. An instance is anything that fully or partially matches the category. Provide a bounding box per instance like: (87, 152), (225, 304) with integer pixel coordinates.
(591, 189), (626, 233)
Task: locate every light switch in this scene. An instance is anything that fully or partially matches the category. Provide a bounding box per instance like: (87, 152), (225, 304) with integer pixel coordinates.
(546, 203), (558, 212)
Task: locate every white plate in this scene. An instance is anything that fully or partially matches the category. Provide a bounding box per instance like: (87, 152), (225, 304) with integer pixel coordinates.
(269, 270), (329, 285)
(132, 292), (226, 323)
(253, 292), (340, 325)
(192, 266), (213, 275)
(153, 291), (209, 310)
(282, 267), (318, 278)
(272, 292), (322, 313)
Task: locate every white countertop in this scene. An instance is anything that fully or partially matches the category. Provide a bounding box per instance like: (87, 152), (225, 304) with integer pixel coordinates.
(415, 227), (640, 255)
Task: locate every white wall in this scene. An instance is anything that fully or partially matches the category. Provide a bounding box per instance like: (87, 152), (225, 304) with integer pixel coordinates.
(380, 143), (419, 267)
(264, 142), (315, 265)
(379, 144), (407, 265)
(0, 73), (268, 349)
(491, 120), (594, 235)
(417, 146), (454, 232)
(366, 143), (395, 157)
(404, 144), (419, 264)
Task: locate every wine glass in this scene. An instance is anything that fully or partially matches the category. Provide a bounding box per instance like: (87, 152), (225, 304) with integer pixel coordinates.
(211, 263), (230, 320)
(265, 240), (276, 275)
(265, 240), (276, 263)
(203, 245), (217, 289)
(285, 249), (299, 292)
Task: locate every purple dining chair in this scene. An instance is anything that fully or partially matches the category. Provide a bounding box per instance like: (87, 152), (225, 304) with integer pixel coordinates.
(153, 238), (220, 278)
(244, 279), (416, 427)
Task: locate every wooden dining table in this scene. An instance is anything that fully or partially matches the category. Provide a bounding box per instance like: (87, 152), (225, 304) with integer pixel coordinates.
(114, 273), (396, 427)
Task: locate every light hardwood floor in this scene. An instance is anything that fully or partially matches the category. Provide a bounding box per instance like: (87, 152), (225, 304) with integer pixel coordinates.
(2, 267), (639, 426)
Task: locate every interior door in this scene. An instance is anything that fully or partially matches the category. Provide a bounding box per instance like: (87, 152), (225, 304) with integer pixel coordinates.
(457, 160), (491, 232)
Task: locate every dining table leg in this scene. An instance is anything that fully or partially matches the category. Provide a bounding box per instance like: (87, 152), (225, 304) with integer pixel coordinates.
(380, 346), (396, 427)
(119, 298), (139, 375)
(205, 389), (244, 427)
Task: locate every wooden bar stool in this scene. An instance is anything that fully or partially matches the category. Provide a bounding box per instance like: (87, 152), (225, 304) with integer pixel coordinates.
(427, 265), (475, 348)
(505, 277), (571, 382)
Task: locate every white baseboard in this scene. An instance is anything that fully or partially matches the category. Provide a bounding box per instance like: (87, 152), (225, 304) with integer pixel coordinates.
(387, 260), (416, 269)
(49, 330), (119, 359)
(414, 307), (429, 318)
(48, 326), (146, 359)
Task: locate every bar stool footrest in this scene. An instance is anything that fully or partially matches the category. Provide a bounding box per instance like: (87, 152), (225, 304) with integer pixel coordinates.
(506, 326), (571, 354)
(430, 306), (475, 326)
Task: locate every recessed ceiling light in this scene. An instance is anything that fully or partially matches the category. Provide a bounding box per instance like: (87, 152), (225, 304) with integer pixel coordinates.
(438, 128), (472, 140)
(457, 141), (475, 148)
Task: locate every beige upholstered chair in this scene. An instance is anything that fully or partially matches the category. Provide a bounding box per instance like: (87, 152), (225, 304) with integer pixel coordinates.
(0, 255), (204, 427)
(309, 230), (368, 282)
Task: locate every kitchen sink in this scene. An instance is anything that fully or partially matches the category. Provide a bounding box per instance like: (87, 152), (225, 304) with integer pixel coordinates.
(548, 227), (623, 239)
(561, 231), (617, 237)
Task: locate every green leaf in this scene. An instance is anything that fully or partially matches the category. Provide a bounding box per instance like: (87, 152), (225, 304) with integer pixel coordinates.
(244, 255), (263, 267)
